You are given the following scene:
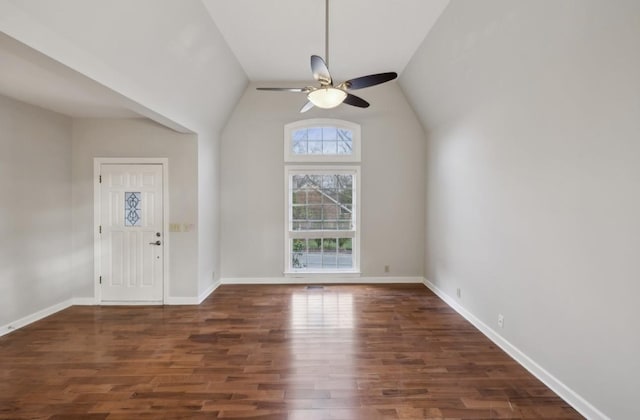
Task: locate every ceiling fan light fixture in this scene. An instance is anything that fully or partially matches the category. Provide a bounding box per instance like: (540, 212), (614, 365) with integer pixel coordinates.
(307, 87), (347, 109)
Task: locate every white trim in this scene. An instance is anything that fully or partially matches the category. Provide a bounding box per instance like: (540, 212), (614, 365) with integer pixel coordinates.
(422, 278), (610, 420)
(198, 280), (221, 304)
(164, 297), (199, 305)
(284, 166), (361, 274)
(72, 297), (96, 306)
(0, 299), (73, 337)
(284, 119), (361, 162)
(284, 271), (361, 278)
(100, 301), (163, 306)
(164, 281), (220, 305)
(93, 158), (170, 305)
(221, 276), (424, 285)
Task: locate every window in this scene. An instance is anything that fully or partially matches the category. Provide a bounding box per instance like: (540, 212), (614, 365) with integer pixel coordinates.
(284, 119), (361, 162)
(284, 119), (361, 275)
(285, 167), (360, 274)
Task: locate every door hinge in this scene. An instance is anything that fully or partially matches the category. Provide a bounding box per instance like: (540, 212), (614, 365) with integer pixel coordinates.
(99, 225), (102, 234)
(99, 276), (102, 284)
(99, 174), (102, 183)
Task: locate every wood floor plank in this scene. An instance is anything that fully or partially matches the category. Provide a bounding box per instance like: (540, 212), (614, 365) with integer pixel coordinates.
(0, 284), (583, 419)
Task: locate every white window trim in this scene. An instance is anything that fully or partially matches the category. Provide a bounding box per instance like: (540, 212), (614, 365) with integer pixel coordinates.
(284, 165), (361, 276)
(284, 118), (361, 163)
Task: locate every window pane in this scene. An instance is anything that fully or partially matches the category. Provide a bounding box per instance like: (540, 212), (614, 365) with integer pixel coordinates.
(322, 141), (337, 155)
(308, 127), (322, 140)
(308, 238), (321, 252)
(289, 126), (354, 157)
(291, 237), (353, 270)
(336, 174), (352, 189)
(292, 190), (306, 205)
(322, 238), (337, 268)
(339, 238), (352, 251)
(292, 205), (306, 220)
(337, 221), (352, 230)
(302, 238), (320, 269)
(322, 253), (337, 268)
(292, 239), (307, 269)
(308, 141), (322, 154)
(289, 173), (353, 232)
(322, 205), (338, 229)
(292, 174), (306, 188)
(293, 129), (308, 141)
(307, 205), (322, 220)
(307, 175), (322, 187)
(124, 192), (141, 227)
(292, 138), (307, 154)
(337, 129), (353, 155)
(338, 238), (353, 268)
(323, 238), (336, 251)
(337, 129), (352, 142)
(321, 175), (335, 189)
(307, 190), (322, 204)
(323, 127), (338, 140)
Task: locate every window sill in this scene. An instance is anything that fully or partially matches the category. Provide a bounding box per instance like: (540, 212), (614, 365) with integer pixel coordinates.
(284, 271), (361, 278)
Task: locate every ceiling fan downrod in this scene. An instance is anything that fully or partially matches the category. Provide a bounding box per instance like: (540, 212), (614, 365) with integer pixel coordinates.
(325, 0), (329, 68)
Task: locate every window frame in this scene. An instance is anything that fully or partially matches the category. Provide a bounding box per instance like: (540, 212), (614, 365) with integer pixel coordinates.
(284, 165), (361, 276)
(284, 118), (361, 163)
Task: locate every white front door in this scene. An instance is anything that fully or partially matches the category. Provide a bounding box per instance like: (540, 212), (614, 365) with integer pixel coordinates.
(99, 163), (164, 302)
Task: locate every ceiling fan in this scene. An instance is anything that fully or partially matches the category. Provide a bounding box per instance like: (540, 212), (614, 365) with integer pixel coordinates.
(256, 0), (398, 113)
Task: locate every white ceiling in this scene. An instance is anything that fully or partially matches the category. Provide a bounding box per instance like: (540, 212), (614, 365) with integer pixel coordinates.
(0, 32), (139, 118)
(203, 0), (450, 82)
(0, 0), (449, 121)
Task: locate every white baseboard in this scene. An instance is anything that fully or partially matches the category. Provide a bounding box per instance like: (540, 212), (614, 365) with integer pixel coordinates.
(100, 301), (163, 306)
(221, 276), (425, 285)
(72, 297), (97, 305)
(0, 299), (73, 337)
(422, 278), (609, 420)
(198, 280), (221, 304)
(163, 296), (198, 305)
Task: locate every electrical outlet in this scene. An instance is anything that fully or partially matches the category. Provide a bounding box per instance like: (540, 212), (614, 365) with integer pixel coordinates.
(456, 288), (461, 298)
(498, 314), (504, 328)
(384, 265), (390, 273)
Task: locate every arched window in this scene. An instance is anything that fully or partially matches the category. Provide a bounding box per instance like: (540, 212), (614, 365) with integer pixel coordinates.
(284, 119), (361, 162)
(284, 119), (361, 275)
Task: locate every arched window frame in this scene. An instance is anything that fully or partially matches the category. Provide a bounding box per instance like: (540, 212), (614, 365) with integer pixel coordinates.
(284, 118), (361, 163)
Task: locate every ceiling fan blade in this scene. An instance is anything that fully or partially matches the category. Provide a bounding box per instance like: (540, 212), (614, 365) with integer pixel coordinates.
(256, 87), (308, 92)
(300, 101), (315, 113)
(341, 72), (398, 90)
(343, 93), (369, 108)
(311, 55), (332, 86)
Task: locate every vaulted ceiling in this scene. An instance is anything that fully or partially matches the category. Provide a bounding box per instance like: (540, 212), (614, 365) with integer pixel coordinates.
(0, 0), (449, 128)
(203, 0), (449, 82)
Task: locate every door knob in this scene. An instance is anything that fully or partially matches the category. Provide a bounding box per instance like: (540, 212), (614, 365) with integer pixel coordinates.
(149, 240), (161, 246)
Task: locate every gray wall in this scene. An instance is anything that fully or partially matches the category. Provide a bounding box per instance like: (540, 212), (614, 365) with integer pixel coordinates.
(197, 130), (223, 295)
(0, 94), (72, 327)
(71, 118), (199, 299)
(401, 1), (640, 418)
(220, 82), (426, 279)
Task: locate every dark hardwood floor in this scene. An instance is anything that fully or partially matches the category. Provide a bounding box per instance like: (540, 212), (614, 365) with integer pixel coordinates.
(0, 284), (582, 419)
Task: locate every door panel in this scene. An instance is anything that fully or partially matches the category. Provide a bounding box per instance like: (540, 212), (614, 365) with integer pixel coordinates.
(100, 164), (163, 302)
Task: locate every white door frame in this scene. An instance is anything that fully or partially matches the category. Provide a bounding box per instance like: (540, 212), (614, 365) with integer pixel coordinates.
(93, 158), (170, 304)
